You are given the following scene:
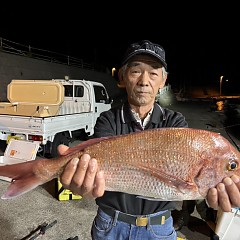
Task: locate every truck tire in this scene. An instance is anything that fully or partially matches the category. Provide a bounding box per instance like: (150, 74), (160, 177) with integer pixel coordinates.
(50, 133), (70, 158)
(0, 140), (7, 153)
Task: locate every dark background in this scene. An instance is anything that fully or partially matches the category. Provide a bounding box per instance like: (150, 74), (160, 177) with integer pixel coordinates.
(1, 3), (239, 94)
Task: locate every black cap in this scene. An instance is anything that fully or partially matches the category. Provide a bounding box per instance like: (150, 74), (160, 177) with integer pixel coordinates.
(121, 40), (167, 70)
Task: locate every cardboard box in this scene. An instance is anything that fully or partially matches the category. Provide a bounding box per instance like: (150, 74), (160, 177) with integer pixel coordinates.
(0, 139), (39, 182)
(215, 207), (240, 240)
(56, 178), (82, 201)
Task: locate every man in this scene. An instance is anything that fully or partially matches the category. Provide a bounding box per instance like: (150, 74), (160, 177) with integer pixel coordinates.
(58, 40), (240, 240)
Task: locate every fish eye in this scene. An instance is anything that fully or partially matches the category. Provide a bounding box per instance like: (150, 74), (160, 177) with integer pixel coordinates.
(228, 161), (238, 171)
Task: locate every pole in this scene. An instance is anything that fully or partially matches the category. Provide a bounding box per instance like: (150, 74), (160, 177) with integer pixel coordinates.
(220, 76), (223, 96)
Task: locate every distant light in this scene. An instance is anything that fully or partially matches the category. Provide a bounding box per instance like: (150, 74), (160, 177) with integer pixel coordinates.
(112, 68), (116, 77)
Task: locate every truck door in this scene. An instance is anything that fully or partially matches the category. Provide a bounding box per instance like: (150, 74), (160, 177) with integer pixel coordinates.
(93, 85), (112, 123)
(62, 83), (90, 115)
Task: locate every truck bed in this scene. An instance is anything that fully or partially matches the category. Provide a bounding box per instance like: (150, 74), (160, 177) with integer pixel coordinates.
(0, 112), (95, 144)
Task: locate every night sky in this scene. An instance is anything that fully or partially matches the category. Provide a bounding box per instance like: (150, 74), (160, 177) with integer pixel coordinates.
(1, 4), (239, 94)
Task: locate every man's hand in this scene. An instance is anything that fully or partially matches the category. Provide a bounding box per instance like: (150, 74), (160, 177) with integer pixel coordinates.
(207, 175), (240, 212)
(57, 144), (105, 198)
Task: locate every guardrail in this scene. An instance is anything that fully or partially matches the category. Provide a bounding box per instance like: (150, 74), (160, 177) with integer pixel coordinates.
(0, 37), (100, 71)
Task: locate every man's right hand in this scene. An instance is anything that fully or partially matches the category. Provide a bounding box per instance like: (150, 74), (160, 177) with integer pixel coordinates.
(57, 144), (105, 198)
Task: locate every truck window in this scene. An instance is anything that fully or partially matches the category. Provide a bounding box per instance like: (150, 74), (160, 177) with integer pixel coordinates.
(64, 85), (73, 97)
(75, 86), (84, 97)
(94, 86), (108, 103)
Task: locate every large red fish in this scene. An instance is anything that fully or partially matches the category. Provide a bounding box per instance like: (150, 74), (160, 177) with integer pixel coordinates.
(0, 127), (239, 200)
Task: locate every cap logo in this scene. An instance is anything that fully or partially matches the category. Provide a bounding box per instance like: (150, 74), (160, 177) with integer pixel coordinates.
(132, 42), (164, 56)
(142, 43), (163, 55)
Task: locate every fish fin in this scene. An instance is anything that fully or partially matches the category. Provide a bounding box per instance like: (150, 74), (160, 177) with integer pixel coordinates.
(137, 164), (196, 192)
(62, 136), (110, 155)
(0, 160), (45, 199)
(1, 176), (43, 199)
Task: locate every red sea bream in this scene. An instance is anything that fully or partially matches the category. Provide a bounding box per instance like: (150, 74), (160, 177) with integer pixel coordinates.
(0, 127), (239, 200)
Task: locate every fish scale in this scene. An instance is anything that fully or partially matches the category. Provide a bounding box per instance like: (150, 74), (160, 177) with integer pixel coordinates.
(0, 127), (239, 200)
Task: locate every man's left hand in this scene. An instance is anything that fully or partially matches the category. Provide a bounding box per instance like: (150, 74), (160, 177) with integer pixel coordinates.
(207, 175), (240, 212)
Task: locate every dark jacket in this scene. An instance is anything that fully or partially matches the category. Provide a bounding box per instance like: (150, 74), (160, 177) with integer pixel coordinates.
(94, 101), (188, 215)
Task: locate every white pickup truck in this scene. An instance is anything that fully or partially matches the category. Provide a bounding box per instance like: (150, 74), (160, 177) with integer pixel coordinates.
(0, 78), (112, 157)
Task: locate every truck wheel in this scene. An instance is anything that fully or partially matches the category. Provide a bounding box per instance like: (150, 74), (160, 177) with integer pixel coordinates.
(0, 140), (7, 153)
(51, 133), (70, 158)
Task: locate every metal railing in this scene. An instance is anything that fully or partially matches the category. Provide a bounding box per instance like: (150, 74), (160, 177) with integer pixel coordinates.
(0, 37), (99, 71)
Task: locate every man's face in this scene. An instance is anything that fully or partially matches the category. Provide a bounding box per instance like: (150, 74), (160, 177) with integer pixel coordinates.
(122, 55), (166, 107)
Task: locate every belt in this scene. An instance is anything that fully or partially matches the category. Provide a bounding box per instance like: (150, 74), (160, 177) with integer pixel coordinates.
(100, 208), (171, 227)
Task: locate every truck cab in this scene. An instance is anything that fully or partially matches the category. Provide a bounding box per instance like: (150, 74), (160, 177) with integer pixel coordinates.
(59, 79), (112, 120)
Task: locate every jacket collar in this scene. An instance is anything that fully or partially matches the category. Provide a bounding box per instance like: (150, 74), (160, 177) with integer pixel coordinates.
(120, 101), (166, 124)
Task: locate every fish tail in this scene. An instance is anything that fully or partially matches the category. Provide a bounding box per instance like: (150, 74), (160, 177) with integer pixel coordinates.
(1, 176), (44, 199)
(0, 160), (47, 199)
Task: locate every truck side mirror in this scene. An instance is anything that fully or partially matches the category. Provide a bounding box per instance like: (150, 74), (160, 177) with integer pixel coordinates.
(106, 97), (113, 104)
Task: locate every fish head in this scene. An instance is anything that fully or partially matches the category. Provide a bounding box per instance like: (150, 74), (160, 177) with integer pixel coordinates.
(194, 132), (240, 198)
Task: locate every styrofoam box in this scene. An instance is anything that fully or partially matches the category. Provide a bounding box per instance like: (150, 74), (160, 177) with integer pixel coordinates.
(0, 139), (39, 182)
(215, 207), (240, 240)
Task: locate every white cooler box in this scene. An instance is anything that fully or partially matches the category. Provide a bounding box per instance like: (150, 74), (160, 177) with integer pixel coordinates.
(215, 207), (240, 240)
(0, 139), (39, 182)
